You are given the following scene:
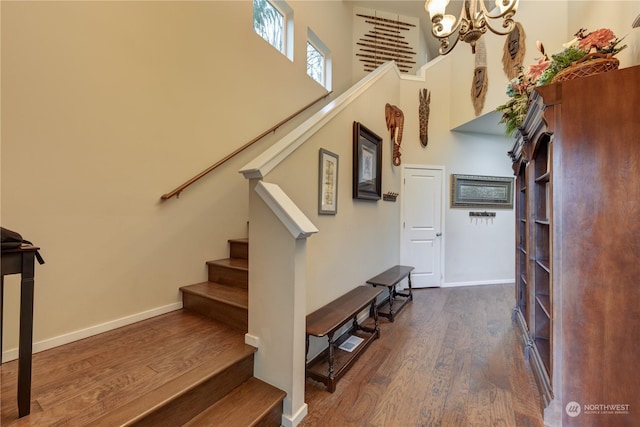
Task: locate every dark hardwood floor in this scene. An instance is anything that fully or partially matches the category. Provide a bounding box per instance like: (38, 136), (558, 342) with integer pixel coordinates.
(1, 283), (544, 426)
(300, 284), (545, 427)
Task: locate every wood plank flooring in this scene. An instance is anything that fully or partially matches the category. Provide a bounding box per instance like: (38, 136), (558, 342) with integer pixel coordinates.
(1, 284), (544, 426)
(0, 310), (248, 426)
(300, 284), (545, 427)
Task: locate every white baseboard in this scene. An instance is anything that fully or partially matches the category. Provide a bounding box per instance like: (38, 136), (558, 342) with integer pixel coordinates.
(1, 302), (183, 363)
(245, 333), (260, 348)
(442, 279), (515, 288)
(282, 403), (308, 427)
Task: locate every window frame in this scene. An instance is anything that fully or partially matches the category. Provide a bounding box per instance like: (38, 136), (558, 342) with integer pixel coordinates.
(253, 0), (294, 61)
(306, 28), (331, 90)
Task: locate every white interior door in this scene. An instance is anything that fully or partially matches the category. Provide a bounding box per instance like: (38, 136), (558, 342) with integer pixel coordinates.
(401, 166), (443, 287)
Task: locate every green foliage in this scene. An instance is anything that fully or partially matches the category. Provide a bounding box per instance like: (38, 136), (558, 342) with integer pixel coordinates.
(496, 90), (531, 137)
(536, 46), (587, 86)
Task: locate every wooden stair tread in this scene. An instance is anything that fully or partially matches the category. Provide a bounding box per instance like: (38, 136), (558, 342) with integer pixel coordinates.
(206, 257), (248, 271)
(91, 343), (257, 426)
(181, 282), (248, 309)
(228, 238), (248, 244)
(183, 377), (286, 427)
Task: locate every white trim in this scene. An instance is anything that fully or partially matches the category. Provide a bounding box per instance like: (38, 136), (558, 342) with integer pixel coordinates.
(239, 61), (399, 180)
(282, 402), (308, 427)
(400, 55), (447, 81)
(1, 302), (182, 363)
(244, 333), (260, 348)
(442, 279), (515, 288)
(400, 164), (446, 287)
(254, 181), (319, 239)
(307, 27), (331, 91)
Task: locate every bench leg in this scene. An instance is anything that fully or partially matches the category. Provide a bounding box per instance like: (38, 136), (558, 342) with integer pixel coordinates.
(372, 300), (380, 337)
(327, 331), (335, 386)
(387, 285), (396, 322)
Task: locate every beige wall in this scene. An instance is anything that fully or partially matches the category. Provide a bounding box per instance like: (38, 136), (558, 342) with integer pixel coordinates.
(0, 0), (354, 358)
(567, 1), (640, 68)
(267, 68), (402, 314)
(2, 0), (638, 360)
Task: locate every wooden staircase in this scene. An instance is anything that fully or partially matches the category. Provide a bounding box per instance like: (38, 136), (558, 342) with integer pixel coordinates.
(180, 239), (249, 332)
(91, 238), (285, 426)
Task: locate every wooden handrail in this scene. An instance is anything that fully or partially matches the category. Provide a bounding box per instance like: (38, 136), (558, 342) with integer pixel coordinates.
(161, 91), (332, 200)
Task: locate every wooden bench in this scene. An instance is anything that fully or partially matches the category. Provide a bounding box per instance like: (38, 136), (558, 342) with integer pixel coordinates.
(366, 265), (414, 322)
(305, 286), (382, 392)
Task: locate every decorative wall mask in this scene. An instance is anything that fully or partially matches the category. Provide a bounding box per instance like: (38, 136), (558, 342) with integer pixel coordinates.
(385, 103), (404, 166)
(471, 37), (488, 117)
(419, 88), (431, 148)
(502, 22), (526, 79)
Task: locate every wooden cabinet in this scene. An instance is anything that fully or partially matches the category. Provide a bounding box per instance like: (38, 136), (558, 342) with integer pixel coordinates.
(509, 65), (640, 426)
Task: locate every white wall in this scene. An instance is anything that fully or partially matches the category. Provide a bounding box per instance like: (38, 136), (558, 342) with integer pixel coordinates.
(398, 58), (516, 286)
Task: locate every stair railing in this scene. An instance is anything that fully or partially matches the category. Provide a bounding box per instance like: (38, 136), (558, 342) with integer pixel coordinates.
(160, 91), (331, 201)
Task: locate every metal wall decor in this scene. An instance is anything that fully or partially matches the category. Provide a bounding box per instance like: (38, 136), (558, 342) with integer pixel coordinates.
(383, 192), (398, 202)
(355, 13), (417, 73)
(419, 88), (431, 148)
(451, 174), (514, 209)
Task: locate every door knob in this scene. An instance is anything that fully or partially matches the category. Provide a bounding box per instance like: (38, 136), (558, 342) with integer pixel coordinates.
(436, 232), (442, 237)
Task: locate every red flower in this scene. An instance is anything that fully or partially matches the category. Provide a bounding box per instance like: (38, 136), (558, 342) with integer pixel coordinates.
(528, 58), (551, 81)
(578, 28), (615, 51)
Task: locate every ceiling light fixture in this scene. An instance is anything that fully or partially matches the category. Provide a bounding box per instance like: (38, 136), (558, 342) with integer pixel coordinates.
(424, 0), (519, 55)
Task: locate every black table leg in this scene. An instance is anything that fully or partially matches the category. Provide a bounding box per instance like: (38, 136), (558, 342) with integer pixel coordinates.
(17, 252), (35, 417)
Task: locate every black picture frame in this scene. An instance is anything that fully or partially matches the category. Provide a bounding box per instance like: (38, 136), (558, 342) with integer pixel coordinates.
(451, 174), (514, 209)
(318, 148), (339, 215)
(352, 122), (382, 200)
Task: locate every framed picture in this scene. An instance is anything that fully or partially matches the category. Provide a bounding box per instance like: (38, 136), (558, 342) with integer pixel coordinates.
(451, 174), (514, 209)
(353, 122), (382, 200)
(318, 148), (339, 215)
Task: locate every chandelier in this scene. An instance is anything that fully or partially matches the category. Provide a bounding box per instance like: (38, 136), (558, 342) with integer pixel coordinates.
(424, 0), (519, 55)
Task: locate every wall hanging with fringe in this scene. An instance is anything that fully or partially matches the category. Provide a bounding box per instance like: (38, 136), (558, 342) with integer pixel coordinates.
(472, 37), (488, 117)
(502, 22), (526, 79)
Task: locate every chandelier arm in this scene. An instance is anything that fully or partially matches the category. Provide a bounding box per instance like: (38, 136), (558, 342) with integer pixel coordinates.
(430, 0), (466, 40)
(478, 0), (518, 19)
(431, 16), (462, 39)
(438, 34), (461, 55)
(484, 13), (516, 35)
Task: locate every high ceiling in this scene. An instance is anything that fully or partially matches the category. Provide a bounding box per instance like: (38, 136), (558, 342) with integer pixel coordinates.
(351, 0), (460, 59)
(350, 0), (506, 136)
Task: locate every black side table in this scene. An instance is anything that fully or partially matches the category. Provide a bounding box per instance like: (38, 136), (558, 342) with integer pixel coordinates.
(1, 245), (39, 417)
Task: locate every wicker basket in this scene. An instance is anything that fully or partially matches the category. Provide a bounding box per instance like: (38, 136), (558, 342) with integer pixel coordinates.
(552, 52), (619, 83)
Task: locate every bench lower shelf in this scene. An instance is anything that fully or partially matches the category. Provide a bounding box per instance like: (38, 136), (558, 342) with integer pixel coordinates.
(306, 327), (378, 393)
(374, 289), (412, 321)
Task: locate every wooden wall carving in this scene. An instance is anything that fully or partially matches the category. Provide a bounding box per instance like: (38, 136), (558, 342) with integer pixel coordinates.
(355, 13), (417, 74)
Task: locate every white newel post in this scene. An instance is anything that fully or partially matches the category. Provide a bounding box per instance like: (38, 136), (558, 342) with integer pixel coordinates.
(245, 179), (317, 427)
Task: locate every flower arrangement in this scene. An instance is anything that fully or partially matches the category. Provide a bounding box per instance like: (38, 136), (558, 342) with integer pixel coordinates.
(496, 28), (626, 136)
